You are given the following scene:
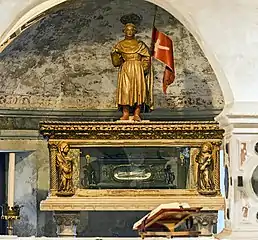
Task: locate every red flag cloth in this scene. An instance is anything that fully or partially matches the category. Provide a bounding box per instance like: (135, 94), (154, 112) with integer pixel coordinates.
(151, 27), (175, 94)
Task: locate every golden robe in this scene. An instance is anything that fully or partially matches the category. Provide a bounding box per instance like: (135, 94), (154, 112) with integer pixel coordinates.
(56, 152), (73, 192)
(111, 39), (153, 109)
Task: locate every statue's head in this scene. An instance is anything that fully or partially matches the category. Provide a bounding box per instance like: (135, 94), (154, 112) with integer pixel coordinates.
(123, 23), (137, 38)
(85, 154), (91, 162)
(201, 142), (213, 154)
(58, 141), (69, 154)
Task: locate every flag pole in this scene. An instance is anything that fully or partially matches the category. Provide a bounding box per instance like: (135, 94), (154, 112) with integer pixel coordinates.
(145, 5), (158, 114)
(152, 5), (158, 28)
(151, 5), (158, 55)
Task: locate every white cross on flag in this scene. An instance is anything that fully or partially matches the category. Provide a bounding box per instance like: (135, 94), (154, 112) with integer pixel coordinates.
(151, 27), (175, 94)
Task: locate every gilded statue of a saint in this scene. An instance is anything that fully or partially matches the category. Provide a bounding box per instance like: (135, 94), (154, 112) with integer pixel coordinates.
(195, 142), (215, 193)
(56, 142), (74, 196)
(111, 14), (153, 121)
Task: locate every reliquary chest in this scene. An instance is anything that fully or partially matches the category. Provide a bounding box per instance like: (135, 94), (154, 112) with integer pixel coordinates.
(39, 120), (224, 212)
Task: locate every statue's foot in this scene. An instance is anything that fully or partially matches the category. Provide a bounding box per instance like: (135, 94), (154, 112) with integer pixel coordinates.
(120, 115), (129, 120)
(133, 115), (141, 121)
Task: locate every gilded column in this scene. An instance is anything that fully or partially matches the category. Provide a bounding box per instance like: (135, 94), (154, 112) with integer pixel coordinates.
(49, 142), (58, 193)
(213, 142), (221, 194)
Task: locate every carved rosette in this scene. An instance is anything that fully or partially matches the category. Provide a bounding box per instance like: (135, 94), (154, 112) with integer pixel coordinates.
(54, 212), (80, 237)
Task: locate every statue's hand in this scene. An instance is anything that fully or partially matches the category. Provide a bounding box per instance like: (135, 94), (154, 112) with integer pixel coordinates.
(200, 165), (206, 171)
(142, 59), (150, 73)
(112, 48), (120, 54)
(111, 51), (122, 67)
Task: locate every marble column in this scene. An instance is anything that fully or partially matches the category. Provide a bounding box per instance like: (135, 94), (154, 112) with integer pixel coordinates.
(193, 212), (218, 236)
(215, 106), (258, 239)
(54, 212), (80, 237)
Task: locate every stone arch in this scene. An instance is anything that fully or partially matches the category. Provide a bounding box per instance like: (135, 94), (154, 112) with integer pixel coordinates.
(0, 0), (233, 108)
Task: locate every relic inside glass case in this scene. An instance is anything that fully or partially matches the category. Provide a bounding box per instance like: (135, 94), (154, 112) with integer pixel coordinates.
(80, 147), (191, 189)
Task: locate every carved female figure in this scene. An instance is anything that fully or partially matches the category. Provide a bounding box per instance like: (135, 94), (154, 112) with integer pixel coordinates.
(195, 142), (215, 192)
(111, 15), (153, 121)
(56, 142), (74, 194)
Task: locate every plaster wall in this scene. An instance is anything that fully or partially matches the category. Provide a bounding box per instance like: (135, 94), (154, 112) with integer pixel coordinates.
(0, 138), (50, 236)
(0, 0), (223, 112)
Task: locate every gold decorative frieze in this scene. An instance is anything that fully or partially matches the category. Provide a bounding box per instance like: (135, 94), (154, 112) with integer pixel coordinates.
(40, 121), (224, 140)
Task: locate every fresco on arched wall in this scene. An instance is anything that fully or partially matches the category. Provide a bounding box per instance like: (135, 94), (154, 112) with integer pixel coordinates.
(0, 0), (224, 112)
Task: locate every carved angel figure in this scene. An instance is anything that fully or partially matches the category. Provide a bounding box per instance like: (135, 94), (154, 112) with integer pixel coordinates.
(56, 142), (74, 193)
(195, 142), (215, 191)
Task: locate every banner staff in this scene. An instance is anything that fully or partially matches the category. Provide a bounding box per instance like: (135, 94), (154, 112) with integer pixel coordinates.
(151, 5), (158, 55)
(152, 5), (158, 28)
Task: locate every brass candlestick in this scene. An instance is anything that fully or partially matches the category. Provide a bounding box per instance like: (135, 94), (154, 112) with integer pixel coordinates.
(1, 203), (20, 235)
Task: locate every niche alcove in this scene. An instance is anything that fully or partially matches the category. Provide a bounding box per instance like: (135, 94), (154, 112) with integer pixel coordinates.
(0, 0), (225, 237)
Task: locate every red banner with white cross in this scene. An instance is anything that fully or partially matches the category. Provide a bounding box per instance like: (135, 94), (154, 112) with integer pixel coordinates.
(151, 27), (175, 94)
